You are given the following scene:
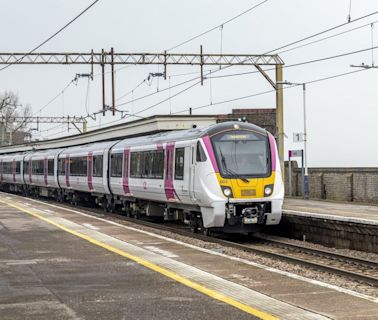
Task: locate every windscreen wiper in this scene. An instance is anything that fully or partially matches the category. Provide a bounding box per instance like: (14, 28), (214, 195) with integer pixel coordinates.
(218, 147), (249, 183)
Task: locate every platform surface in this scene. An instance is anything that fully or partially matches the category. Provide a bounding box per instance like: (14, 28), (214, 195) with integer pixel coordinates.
(1, 192), (377, 320)
(284, 198), (378, 225)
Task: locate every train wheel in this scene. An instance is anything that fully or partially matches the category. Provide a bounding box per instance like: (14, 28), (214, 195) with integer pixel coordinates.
(189, 224), (198, 233)
(202, 227), (211, 236)
(189, 212), (200, 233)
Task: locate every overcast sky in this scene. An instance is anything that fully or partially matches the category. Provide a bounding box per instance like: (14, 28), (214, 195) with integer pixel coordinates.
(1, 0), (378, 167)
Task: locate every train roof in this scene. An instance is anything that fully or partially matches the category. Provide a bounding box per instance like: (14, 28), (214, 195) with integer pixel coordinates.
(0, 115), (217, 155)
(23, 148), (65, 160)
(59, 140), (119, 156)
(112, 121), (268, 150)
(0, 153), (27, 161)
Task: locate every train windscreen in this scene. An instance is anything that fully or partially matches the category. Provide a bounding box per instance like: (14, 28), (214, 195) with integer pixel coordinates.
(211, 130), (271, 178)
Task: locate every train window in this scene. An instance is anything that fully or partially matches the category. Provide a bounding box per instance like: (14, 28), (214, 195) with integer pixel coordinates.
(111, 153), (123, 177)
(24, 161), (29, 175)
(130, 152), (138, 178)
(2, 162), (10, 174)
(166, 149), (175, 180)
(93, 155), (103, 177)
(196, 141), (207, 162)
(58, 158), (65, 175)
(131, 152), (144, 178)
(130, 152), (137, 178)
(32, 160), (44, 175)
(152, 150), (164, 179)
(130, 150), (164, 179)
(15, 161), (21, 174)
(174, 148), (185, 180)
(48, 159), (54, 176)
(70, 157), (87, 176)
(143, 152), (153, 178)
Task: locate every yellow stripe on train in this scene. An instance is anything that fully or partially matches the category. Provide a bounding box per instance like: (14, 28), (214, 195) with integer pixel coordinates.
(216, 172), (276, 199)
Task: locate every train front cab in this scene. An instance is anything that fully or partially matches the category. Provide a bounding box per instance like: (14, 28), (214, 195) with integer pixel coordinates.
(203, 123), (284, 234)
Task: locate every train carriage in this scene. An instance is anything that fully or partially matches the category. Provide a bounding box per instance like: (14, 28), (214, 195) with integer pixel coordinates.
(57, 141), (119, 204)
(109, 121), (284, 233)
(23, 149), (63, 197)
(0, 153), (25, 192)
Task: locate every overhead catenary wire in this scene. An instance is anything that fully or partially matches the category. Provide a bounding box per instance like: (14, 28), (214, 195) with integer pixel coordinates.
(277, 19), (378, 55)
(83, 66), (370, 134)
(116, 44), (378, 113)
(87, 81), (203, 130)
(0, 0), (99, 73)
(115, 78), (148, 102)
(371, 23), (375, 65)
(132, 80), (202, 117)
(208, 45), (378, 80)
(166, 0), (268, 52)
(93, 2), (378, 102)
(38, 42), (378, 135)
(45, 47), (373, 137)
(171, 67), (370, 115)
(164, 16), (378, 78)
(32, 78), (76, 117)
(37, 9), (378, 137)
(88, 44), (378, 128)
(64, 8), (378, 124)
(114, 11), (378, 108)
(264, 10), (378, 54)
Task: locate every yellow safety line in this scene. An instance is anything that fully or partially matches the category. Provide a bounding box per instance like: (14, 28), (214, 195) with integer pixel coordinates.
(0, 198), (279, 320)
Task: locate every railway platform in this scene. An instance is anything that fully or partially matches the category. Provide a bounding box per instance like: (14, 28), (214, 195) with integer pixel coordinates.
(0, 192), (377, 319)
(279, 199), (378, 253)
(284, 198), (378, 224)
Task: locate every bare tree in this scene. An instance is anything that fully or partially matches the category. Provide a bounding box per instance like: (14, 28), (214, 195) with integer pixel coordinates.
(0, 91), (32, 145)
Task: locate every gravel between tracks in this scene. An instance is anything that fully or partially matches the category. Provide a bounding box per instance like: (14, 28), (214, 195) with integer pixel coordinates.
(82, 210), (378, 298)
(255, 233), (378, 262)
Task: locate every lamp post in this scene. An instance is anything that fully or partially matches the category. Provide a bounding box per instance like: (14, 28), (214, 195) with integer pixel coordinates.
(279, 81), (309, 199)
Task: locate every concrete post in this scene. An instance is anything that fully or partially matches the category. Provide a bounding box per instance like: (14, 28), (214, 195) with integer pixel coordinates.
(275, 65), (284, 177)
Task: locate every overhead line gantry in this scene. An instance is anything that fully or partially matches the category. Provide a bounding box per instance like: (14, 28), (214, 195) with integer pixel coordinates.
(0, 48), (285, 170)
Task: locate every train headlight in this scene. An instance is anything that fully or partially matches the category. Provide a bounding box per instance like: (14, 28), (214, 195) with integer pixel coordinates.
(264, 185), (274, 197)
(221, 186), (233, 198)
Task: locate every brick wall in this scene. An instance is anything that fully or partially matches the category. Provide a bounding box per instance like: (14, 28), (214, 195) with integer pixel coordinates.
(285, 163), (378, 203)
(217, 108), (276, 135)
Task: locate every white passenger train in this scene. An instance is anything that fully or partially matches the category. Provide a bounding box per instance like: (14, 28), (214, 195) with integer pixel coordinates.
(0, 122), (284, 234)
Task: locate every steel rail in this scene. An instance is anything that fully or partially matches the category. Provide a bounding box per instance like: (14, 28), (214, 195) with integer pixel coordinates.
(253, 236), (378, 269)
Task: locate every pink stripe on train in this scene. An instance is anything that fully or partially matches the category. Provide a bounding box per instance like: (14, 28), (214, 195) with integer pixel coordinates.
(122, 148), (130, 194)
(202, 136), (219, 172)
(268, 133), (277, 171)
(44, 157), (48, 186)
(12, 159), (16, 183)
(164, 142), (175, 201)
(29, 158), (32, 184)
(87, 152), (93, 191)
(65, 155), (70, 188)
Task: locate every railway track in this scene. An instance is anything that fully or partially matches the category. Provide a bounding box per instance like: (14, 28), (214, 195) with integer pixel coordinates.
(236, 236), (378, 287)
(23, 196), (378, 289)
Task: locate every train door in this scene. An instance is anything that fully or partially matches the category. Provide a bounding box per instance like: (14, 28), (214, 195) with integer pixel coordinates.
(173, 144), (190, 203)
(189, 141), (196, 202)
(191, 139), (209, 204)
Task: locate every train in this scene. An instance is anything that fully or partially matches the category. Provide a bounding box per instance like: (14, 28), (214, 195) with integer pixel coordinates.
(0, 121), (284, 234)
